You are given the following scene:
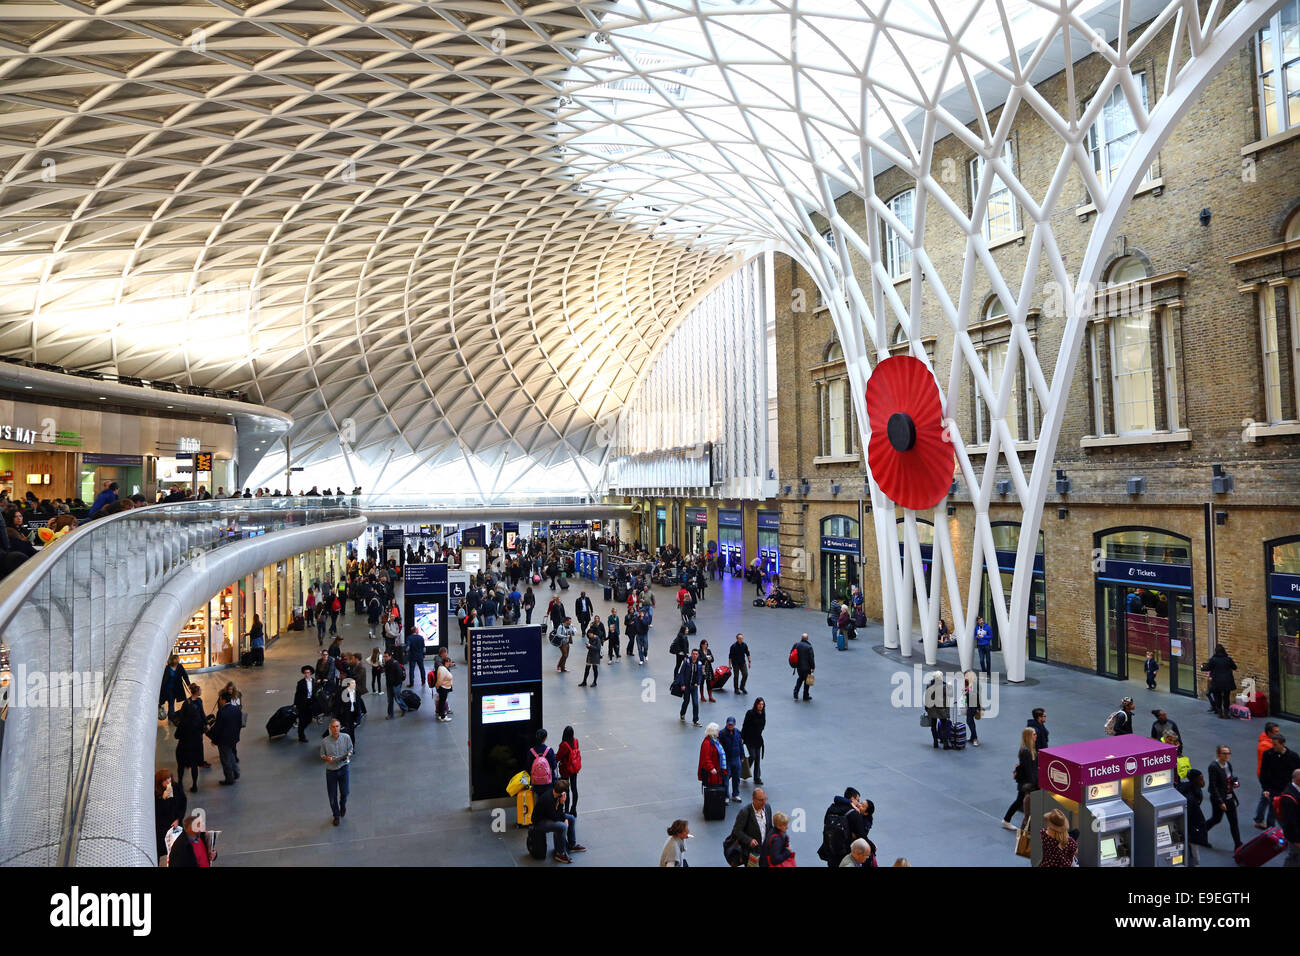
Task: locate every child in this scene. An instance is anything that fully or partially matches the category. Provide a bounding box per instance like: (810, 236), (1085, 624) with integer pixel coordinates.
(1144, 651), (1158, 689)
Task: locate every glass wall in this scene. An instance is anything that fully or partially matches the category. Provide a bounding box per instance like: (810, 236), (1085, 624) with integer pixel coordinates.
(976, 522), (1046, 660)
(819, 514), (860, 611)
(1267, 536), (1300, 720)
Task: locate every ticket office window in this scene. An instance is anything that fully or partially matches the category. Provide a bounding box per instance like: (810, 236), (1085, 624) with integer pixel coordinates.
(718, 523), (743, 571)
(1266, 535), (1300, 720)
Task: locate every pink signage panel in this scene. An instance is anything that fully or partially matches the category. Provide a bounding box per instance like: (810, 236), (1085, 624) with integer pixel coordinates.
(1037, 736), (1177, 803)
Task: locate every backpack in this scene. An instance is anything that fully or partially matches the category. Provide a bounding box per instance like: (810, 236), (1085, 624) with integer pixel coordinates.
(331, 597), (341, 612)
(1273, 790), (1298, 821)
(818, 804), (852, 863)
(1103, 711), (1123, 735)
(789, 645), (800, 668)
(561, 741), (582, 776)
(529, 747), (553, 786)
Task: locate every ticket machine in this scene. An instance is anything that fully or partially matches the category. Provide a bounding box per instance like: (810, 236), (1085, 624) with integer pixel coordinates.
(1132, 767), (1188, 867)
(1029, 736), (1173, 867)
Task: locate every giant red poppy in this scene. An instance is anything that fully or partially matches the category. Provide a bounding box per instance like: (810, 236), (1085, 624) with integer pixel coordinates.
(865, 355), (953, 511)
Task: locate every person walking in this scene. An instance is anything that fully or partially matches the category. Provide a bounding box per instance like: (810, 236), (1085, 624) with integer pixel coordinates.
(669, 627), (690, 681)
(334, 678), (365, 746)
(1176, 768), (1210, 866)
(174, 683), (207, 793)
(1003, 727), (1038, 829)
(297, 660), (329, 728)
(366, 594), (382, 639)
(1205, 744), (1243, 851)
(248, 614), (265, 666)
(320, 718), (353, 826)
(1260, 734), (1300, 829)
(1108, 697), (1135, 735)
(1150, 709), (1183, 754)
(1254, 722), (1282, 829)
(383, 651), (408, 719)
(791, 632), (815, 702)
(210, 690), (242, 786)
(575, 590), (593, 635)
(730, 788), (773, 865)
(553, 617), (575, 673)
(741, 697), (766, 787)
(660, 819), (691, 867)
(962, 670), (983, 747)
(1028, 707), (1049, 750)
(368, 647), (383, 695)
(1143, 650), (1159, 689)
(1038, 809), (1077, 867)
(158, 654), (191, 721)
(624, 605), (638, 659)
(699, 638), (717, 703)
(974, 615), (993, 676)
(606, 607), (621, 662)
(406, 624), (426, 690)
(305, 586), (317, 627)
(328, 592), (341, 636)
(153, 770), (187, 864)
(676, 648), (705, 727)
(1200, 644), (1237, 718)
(522, 586), (536, 625)
(719, 716), (744, 803)
(763, 811), (796, 867)
(1276, 769), (1300, 867)
(728, 633), (751, 694)
(557, 726), (582, 815)
(925, 672), (951, 750)
(579, 624), (601, 687)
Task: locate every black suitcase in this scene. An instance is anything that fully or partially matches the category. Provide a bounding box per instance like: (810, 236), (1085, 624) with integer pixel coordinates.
(703, 783), (728, 821)
(266, 705), (297, 738)
(559, 577), (570, 590)
(603, 585), (613, 601)
(684, 619), (697, 635)
(614, 583), (628, 602)
(401, 689), (421, 710)
(526, 827), (548, 860)
(239, 650), (256, 668)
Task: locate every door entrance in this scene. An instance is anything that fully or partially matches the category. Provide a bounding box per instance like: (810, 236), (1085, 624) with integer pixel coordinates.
(821, 552), (858, 612)
(1098, 584), (1196, 695)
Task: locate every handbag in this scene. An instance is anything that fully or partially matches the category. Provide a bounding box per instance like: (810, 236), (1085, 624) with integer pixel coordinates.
(920, 713), (932, 727)
(741, 757), (752, 780)
(1015, 823), (1031, 859)
(805, 673), (815, 688)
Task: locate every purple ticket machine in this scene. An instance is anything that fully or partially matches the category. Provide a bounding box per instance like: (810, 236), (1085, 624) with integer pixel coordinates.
(1029, 737), (1176, 867)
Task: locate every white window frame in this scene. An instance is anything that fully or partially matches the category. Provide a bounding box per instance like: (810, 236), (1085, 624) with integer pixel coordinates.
(1109, 311), (1157, 436)
(1087, 72), (1153, 189)
(969, 141), (1020, 241)
(883, 189), (914, 279)
(1089, 324), (1105, 434)
(1260, 286), (1285, 424)
(1256, 1), (1300, 138)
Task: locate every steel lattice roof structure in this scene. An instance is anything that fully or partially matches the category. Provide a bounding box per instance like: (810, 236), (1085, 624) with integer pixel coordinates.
(0, 0), (1284, 679)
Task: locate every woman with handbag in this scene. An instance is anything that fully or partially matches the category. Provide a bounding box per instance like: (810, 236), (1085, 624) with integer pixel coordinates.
(1038, 809), (1078, 867)
(763, 811), (797, 867)
(1003, 727), (1038, 830)
(962, 671), (982, 747)
(557, 725), (582, 816)
(174, 684), (207, 794)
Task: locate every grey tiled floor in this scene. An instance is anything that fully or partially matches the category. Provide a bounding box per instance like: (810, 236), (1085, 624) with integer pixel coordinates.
(159, 574), (1287, 866)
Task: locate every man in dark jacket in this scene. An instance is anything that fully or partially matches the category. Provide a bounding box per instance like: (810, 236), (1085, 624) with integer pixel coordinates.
(1200, 645), (1237, 717)
(1111, 697), (1135, 735)
(383, 651), (408, 718)
(792, 632), (815, 702)
(1277, 769), (1300, 867)
(1150, 709), (1183, 754)
(719, 716), (745, 802)
(533, 779), (584, 863)
(728, 633), (752, 694)
(293, 666), (317, 741)
(574, 591), (593, 633)
(1206, 744), (1243, 850)
(677, 649), (705, 726)
(730, 788), (774, 861)
(817, 787), (873, 867)
(1260, 735), (1300, 811)
(210, 690), (242, 785)
(405, 625), (426, 689)
(1176, 768), (1209, 866)
(1028, 708), (1049, 750)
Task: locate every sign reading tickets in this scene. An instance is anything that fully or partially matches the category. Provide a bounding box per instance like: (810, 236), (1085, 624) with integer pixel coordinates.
(1038, 736), (1177, 803)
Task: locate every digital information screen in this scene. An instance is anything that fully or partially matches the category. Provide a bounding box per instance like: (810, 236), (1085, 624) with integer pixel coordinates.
(482, 692), (532, 724)
(414, 602), (440, 650)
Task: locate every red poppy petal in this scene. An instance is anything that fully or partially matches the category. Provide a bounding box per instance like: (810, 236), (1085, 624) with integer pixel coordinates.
(865, 355), (954, 511)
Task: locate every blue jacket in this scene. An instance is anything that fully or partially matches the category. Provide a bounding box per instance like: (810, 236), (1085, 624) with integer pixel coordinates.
(974, 624), (992, 647)
(719, 725), (744, 763)
(210, 702), (242, 747)
(406, 632), (425, 661)
(88, 488), (117, 517)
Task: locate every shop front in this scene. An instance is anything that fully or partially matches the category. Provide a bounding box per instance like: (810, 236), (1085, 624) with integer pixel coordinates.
(1265, 536), (1300, 721)
(819, 514), (860, 611)
(171, 584), (237, 671)
(685, 507), (709, 554)
(1094, 528), (1196, 697)
(757, 509), (780, 576)
(718, 509), (743, 572)
(977, 522), (1047, 662)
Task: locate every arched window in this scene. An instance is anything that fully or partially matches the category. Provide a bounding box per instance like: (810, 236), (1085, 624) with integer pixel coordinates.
(821, 514), (859, 539)
(825, 340), (844, 363)
(883, 189), (914, 279)
(1256, 210), (1300, 426)
(973, 296), (1036, 444)
(1106, 256), (1148, 285)
(816, 341), (855, 459)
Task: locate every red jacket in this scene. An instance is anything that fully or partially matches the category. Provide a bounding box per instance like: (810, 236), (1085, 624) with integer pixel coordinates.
(698, 736), (723, 785)
(677, 588), (690, 607)
(1258, 730), (1274, 777)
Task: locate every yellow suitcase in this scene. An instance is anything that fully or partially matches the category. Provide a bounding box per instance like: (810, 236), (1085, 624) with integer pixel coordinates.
(516, 788), (535, 828)
(506, 771), (530, 796)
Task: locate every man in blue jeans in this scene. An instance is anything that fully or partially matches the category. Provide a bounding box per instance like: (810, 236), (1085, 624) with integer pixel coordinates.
(534, 780), (585, 863)
(677, 649), (704, 726)
(320, 719), (353, 826)
(974, 616), (993, 676)
(383, 651), (408, 718)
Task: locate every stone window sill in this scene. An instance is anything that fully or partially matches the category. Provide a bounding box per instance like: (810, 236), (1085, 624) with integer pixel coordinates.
(1242, 421), (1300, 442)
(813, 454), (861, 466)
(966, 441), (1038, 455)
(1076, 177), (1163, 218)
(1080, 429), (1191, 449)
(1241, 126), (1300, 157)
(987, 229), (1026, 251)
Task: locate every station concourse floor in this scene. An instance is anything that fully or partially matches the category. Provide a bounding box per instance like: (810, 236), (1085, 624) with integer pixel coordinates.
(158, 574), (1285, 867)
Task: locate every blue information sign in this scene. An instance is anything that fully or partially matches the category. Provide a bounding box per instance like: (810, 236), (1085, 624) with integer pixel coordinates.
(757, 511), (780, 531)
(404, 562), (447, 594)
(718, 509), (742, 527)
(1097, 559), (1192, 592)
(1269, 573), (1300, 603)
(821, 535), (860, 555)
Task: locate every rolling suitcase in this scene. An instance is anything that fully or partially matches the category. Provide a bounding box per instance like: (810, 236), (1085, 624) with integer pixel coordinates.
(835, 630), (847, 651)
(401, 689), (421, 710)
(710, 665), (732, 690)
(559, 577), (570, 590)
(1233, 827), (1286, 867)
(526, 827), (549, 860)
(950, 721), (968, 750)
(239, 650), (256, 668)
(703, 783), (728, 821)
(603, 585), (613, 601)
(266, 705), (297, 738)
